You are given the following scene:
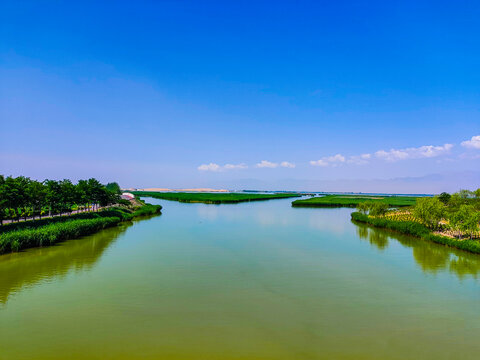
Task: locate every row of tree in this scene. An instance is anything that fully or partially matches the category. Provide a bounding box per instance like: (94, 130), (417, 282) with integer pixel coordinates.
(0, 175), (122, 224)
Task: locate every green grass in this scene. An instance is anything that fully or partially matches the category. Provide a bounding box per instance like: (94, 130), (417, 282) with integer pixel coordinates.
(0, 204), (162, 254)
(292, 195), (418, 208)
(0, 205), (162, 234)
(132, 191), (301, 204)
(0, 208), (131, 234)
(351, 212), (480, 254)
(0, 217), (122, 254)
(131, 204), (162, 217)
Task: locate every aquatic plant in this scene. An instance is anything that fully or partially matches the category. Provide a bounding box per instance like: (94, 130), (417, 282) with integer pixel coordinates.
(133, 191), (300, 204)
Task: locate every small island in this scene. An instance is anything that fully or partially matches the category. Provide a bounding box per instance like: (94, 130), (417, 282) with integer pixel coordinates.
(131, 191), (301, 204)
(291, 194), (418, 208)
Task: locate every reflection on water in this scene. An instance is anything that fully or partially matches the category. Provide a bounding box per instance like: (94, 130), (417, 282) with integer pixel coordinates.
(1, 200), (480, 360)
(355, 222), (480, 278)
(0, 222), (132, 304)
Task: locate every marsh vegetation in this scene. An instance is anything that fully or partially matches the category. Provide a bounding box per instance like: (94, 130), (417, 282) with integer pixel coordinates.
(132, 191), (301, 204)
(292, 194), (418, 208)
(352, 189), (480, 253)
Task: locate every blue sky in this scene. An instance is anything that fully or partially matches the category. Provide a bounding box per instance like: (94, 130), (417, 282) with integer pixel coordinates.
(1, 1), (479, 192)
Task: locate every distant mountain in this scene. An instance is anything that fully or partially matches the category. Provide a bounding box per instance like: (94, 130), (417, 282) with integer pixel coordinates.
(206, 171), (480, 194)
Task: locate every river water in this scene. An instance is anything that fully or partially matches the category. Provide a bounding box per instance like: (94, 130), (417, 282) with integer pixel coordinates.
(1, 198), (479, 359)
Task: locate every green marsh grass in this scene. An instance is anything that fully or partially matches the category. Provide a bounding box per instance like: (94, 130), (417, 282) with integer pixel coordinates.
(133, 191), (300, 204)
(292, 195), (418, 208)
(351, 212), (480, 254)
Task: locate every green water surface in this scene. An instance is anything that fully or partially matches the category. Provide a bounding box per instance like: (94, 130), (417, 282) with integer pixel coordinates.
(1, 198), (479, 359)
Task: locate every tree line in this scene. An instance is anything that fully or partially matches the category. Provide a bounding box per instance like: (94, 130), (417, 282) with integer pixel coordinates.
(0, 175), (122, 224)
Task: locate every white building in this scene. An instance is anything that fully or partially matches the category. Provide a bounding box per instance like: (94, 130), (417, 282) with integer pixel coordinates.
(121, 192), (135, 200)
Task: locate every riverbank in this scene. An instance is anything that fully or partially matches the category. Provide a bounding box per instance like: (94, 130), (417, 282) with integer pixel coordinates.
(292, 195), (418, 208)
(132, 191), (301, 204)
(0, 204), (162, 255)
(351, 211), (480, 254)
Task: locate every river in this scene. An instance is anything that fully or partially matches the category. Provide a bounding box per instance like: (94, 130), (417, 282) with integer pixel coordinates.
(1, 197), (479, 359)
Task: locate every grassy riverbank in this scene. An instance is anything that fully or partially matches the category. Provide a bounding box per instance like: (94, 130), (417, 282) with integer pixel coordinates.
(132, 191), (301, 204)
(351, 212), (480, 254)
(0, 204), (162, 255)
(292, 195), (418, 208)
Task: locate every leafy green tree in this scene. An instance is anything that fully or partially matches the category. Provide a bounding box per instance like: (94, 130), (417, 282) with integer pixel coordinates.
(106, 182), (121, 195)
(413, 197), (445, 230)
(76, 179), (90, 212)
(45, 180), (62, 216)
(59, 179), (76, 215)
(0, 175), (6, 225)
(438, 192), (451, 205)
(475, 188), (480, 198)
(369, 202), (389, 217)
(87, 178), (104, 211)
(3, 176), (25, 221)
(457, 189), (474, 199)
(357, 202), (369, 214)
(1, 174), (122, 221)
(27, 180), (47, 220)
(450, 205), (480, 239)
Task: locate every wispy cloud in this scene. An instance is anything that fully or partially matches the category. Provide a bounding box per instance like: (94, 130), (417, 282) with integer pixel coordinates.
(280, 161), (296, 168)
(310, 154), (345, 167)
(224, 163), (248, 170)
(375, 143), (453, 162)
(256, 160), (278, 168)
(198, 163), (247, 172)
(461, 135), (480, 149)
(255, 160), (296, 168)
(347, 153), (371, 165)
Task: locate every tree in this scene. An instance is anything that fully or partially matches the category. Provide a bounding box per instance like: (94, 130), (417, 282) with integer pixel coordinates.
(87, 178), (104, 211)
(438, 192), (451, 205)
(106, 182), (121, 195)
(369, 202), (389, 217)
(59, 179), (76, 215)
(357, 202), (369, 214)
(450, 205), (480, 239)
(0, 174), (122, 221)
(0, 175), (6, 225)
(26, 180), (46, 220)
(3, 176), (25, 221)
(76, 179), (90, 212)
(475, 188), (480, 198)
(457, 189), (474, 199)
(44, 180), (62, 216)
(413, 197), (445, 230)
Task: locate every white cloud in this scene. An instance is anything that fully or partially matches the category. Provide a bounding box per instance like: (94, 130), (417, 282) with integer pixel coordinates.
(280, 161), (296, 168)
(224, 163), (248, 170)
(310, 154), (346, 167)
(198, 163), (247, 172)
(347, 153), (371, 165)
(198, 163), (221, 171)
(461, 135), (480, 149)
(310, 159), (328, 167)
(256, 160), (278, 168)
(375, 143), (453, 162)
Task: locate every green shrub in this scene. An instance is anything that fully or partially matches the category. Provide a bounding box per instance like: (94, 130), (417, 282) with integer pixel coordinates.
(351, 212), (480, 254)
(0, 217), (121, 254)
(132, 204), (162, 217)
(0, 208), (133, 234)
